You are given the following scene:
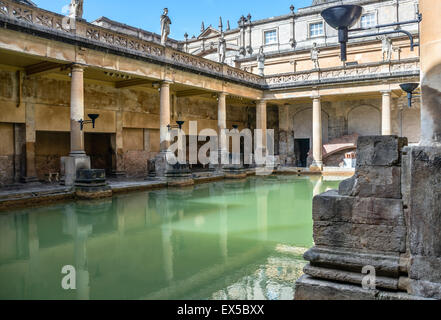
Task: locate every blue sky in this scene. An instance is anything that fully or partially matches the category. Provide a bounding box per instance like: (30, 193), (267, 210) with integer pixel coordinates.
(33, 0), (313, 40)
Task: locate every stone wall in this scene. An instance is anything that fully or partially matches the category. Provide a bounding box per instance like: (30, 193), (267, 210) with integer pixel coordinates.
(0, 123), (14, 186)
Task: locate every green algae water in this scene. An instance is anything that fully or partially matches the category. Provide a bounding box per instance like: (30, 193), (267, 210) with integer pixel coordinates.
(0, 175), (340, 300)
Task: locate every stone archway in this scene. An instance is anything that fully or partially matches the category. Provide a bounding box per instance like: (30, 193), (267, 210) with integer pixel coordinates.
(347, 105), (381, 136)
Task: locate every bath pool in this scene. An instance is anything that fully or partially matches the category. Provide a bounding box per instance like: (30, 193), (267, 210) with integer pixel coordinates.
(0, 175), (341, 300)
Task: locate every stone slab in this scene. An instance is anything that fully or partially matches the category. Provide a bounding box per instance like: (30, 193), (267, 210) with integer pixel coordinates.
(304, 246), (402, 276)
(313, 190), (405, 226)
(313, 221), (407, 253)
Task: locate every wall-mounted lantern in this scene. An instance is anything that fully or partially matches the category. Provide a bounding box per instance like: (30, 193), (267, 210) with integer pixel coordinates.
(321, 5), (422, 62)
(78, 114), (99, 131)
(167, 121), (185, 131)
(232, 124), (239, 130)
(400, 83), (420, 107)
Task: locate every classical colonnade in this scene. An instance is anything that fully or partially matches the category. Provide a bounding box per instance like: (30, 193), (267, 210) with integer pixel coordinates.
(65, 64), (395, 171)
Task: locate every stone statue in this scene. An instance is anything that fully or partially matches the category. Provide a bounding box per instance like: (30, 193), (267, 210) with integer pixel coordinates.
(218, 33), (226, 64)
(69, 0), (83, 20)
(257, 46), (265, 76)
(378, 35), (392, 62)
(160, 8), (172, 46)
(311, 42), (320, 69)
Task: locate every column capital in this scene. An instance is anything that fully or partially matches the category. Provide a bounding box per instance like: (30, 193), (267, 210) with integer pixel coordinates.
(311, 95), (321, 101)
(381, 90), (392, 95)
(161, 80), (173, 87)
(71, 64), (85, 72)
(218, 92), (228, 98)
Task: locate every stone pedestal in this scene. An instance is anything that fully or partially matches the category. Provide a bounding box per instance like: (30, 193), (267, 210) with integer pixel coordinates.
(74, 169), (112, 200)
(295, 136), (421, 300)
(153, 151), (194, 186)
(61, 155), (91, 186)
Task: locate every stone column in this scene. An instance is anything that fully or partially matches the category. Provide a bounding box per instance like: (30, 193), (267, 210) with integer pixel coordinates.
(311, 96), (323, 170)
(218, 92), (228, 166)
(420, 0), (441, 145)
(61, 64), (90, 186)
(279, 104), (294, 166)
(160, 81), (171, 153)
(70, 64), (85, 156)
(23, 102), (38, 182)
(256, 99), (267, 165)
(381, 91), (392, 136)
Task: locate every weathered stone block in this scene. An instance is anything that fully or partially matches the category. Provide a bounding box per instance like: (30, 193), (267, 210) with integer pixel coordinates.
(402, 146), (441, 258)
(313, 191), (405, 226)
(409, 255), (441, 283)
(313, 221), (406, 253)
(304, 246), (401, 276)
(356, 136), (407, 167)
(351, 166), (402, 199)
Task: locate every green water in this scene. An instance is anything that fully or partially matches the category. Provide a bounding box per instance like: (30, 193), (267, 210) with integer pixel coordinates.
(0, 175), (340, 300)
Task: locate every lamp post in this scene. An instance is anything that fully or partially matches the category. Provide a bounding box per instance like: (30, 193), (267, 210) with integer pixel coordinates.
(78, 114), (99, 131)
(400, 83), (420, 107)
(321, 5), (422, 62)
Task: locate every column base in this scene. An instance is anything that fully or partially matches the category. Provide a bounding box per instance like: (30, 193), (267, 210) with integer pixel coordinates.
(310, 161), (323, 172)
(61, 155), (91, 186)
(20, 176), (39, 183)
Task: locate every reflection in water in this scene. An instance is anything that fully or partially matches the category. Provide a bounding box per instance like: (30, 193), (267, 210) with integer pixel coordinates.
(0, 176), (340, 300)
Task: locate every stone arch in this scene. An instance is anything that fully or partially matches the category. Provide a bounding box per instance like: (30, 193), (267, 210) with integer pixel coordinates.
(293, 107), (329, 143)
(347, 105), (381, 136)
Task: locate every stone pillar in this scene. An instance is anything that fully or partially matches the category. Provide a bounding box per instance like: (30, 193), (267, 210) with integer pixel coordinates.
(111, 111), (125, 177)
(218, 92), (228, 166)
(22, 103), (38, 182)
(399, 0), (441, 299)
(70, 64), (85, 156)
(278, 104), (294, 166)
(420, 0), (441, 145)
(255, 99), (267, 165)
(160, 81), (171, 152)
(61, 64), (90, 186)
(311, 96), (323, 170)
(381, 91), (392, 136)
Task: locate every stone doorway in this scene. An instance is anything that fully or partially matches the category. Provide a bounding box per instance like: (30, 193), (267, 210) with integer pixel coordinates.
(85, 133), (113, 175)
(294, 138), (310, 167)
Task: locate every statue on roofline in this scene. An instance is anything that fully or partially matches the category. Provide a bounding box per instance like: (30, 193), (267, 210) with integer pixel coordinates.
(160, 8), (172, 46)
(218, 33), (226, 64)
(311, 42), (320, 69)
(69, 0), (83, 20)
(257, 46), (265, 76)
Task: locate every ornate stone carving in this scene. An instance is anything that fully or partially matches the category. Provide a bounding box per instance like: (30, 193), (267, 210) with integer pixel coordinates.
(0, 1), (9, 15)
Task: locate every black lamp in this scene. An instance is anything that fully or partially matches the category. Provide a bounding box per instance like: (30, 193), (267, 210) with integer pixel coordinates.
(232, 124), (239, 130)
(321, 5), (363, 62)
(79, 114), (100, 130)
(400, 83), (419, 107)
(168, 121), (185, 131)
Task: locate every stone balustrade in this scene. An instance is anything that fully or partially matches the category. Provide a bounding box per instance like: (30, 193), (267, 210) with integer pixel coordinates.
(0, 0), (264, 87)
(265, 58), (420, 89)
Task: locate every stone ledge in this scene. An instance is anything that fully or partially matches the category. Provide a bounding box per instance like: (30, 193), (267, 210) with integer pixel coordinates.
(303, 264), (401, 291)
(294, 275), (425, 300)
(304, 246), (402, 276)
